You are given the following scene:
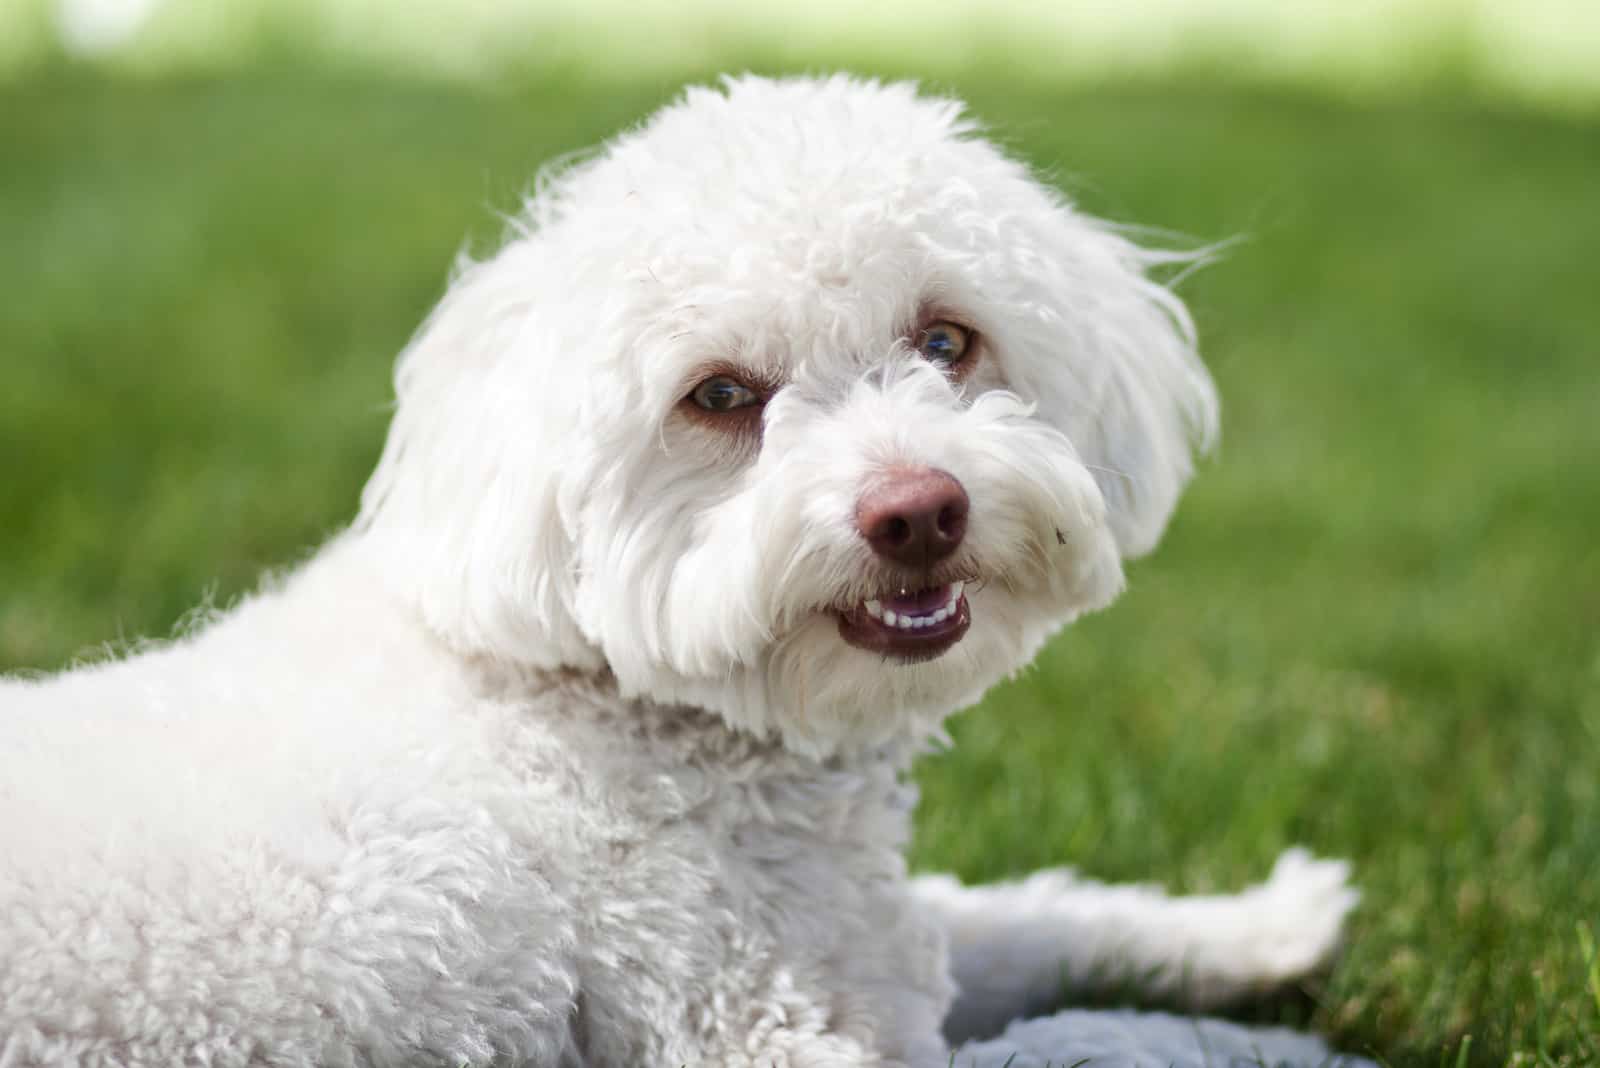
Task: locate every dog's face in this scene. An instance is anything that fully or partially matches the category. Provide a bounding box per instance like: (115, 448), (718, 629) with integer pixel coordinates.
(360, 76), (1217, 756)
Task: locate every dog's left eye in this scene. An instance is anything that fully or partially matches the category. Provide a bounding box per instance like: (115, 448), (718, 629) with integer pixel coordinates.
(690, 376), (762, 412)
(917, 321), (971, 367)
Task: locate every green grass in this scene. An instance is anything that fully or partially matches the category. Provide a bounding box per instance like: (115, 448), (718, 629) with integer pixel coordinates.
(8, 0), (1600, 114)
(2, 72), (1597, 1066)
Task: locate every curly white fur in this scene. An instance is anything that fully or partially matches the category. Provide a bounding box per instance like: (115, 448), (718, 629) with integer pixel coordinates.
(0, 75), (1367, 1067)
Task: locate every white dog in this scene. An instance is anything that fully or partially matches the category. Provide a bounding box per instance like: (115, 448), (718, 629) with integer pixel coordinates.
(0, 75), (1367, 1067)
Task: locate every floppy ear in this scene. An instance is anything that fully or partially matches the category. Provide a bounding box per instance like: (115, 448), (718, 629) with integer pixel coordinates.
(355, 243), (602, 670)
(1002, 205), (1220, 559)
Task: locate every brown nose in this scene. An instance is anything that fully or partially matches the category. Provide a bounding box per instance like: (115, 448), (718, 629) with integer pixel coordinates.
(856, 467), (969, 568)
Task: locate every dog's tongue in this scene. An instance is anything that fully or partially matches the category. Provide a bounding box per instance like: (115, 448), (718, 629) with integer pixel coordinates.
(882, 585), (950, 615)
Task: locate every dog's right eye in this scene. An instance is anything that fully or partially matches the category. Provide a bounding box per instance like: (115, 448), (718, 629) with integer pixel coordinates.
(690, 376), (762, 412)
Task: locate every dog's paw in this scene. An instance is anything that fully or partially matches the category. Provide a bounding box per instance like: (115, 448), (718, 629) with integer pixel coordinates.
(1224, 847), (1360, 987)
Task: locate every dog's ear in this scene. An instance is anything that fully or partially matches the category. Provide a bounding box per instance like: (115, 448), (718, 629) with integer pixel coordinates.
(356, 244), (603, 670)
(1001, 205), (1220, 559)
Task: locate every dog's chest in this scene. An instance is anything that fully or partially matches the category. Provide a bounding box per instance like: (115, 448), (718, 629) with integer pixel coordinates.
(542, 710), (949, 1066)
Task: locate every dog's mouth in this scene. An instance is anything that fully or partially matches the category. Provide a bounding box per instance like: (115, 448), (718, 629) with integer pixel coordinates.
(835, 581), (971, 662)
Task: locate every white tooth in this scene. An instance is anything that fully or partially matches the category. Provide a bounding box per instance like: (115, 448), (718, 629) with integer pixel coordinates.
(912, 617), (928, 629)
(865, 599), (883, 619)
(898, 615), (915, 630)
(883, 610), (897, 626)
(931, 608), (947, 624)
(951, 580), (965, 599)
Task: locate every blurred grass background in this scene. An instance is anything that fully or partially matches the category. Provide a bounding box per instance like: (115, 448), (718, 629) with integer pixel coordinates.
(2, 2), (1598, 1065)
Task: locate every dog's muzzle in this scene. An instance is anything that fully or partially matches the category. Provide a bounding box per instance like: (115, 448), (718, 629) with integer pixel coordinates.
(837, 467), (973, 661)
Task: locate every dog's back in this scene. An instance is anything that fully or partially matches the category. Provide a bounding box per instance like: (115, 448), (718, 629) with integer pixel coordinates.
(3, 537), (433, 873)
(0, 537), (584, 1066)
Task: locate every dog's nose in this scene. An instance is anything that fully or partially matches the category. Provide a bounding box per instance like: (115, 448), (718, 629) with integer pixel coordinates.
(856, 467), (969, 568)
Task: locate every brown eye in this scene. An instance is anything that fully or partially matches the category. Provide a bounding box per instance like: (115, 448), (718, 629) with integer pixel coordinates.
(917, 321), (971, 367)
(690, 375), (761, 412)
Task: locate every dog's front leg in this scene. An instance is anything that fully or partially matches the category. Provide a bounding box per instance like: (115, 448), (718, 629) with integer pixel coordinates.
(910, 847), (1358, 1043)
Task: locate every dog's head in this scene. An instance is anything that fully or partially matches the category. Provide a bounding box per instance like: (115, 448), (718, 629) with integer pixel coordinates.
(359, 75), (1217, 756)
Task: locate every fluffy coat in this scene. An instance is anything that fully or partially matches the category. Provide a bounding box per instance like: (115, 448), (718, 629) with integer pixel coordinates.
(1, 75), (1365, 1067)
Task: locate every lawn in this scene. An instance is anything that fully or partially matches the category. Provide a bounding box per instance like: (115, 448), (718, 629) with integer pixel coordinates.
(2, 71), (1597, 1066)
